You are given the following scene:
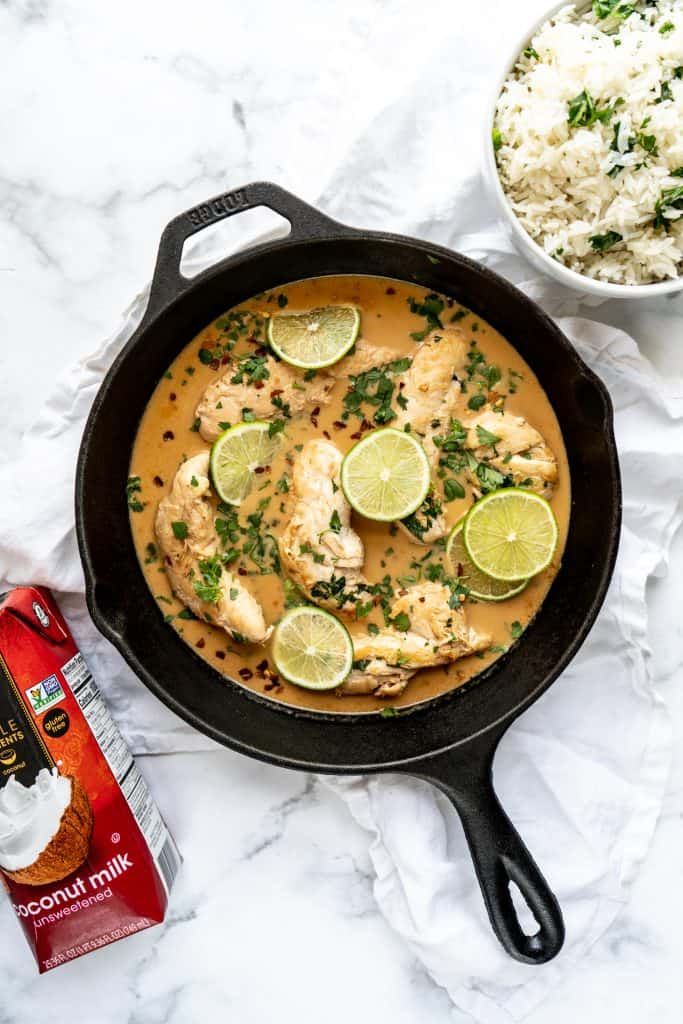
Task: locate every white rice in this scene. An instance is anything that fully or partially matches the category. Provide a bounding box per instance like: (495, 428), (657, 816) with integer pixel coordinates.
(495, 0), (683, 284)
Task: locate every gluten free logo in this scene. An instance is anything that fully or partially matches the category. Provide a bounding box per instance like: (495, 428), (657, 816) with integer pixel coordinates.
(24, 674), (66, 716)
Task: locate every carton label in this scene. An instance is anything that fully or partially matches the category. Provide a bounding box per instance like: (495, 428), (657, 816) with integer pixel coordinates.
(24, 673), (66, 715)
(0, 587), (179, 973)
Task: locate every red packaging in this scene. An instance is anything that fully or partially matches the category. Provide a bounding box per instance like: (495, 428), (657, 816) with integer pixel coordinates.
(0, 586), (179, 972)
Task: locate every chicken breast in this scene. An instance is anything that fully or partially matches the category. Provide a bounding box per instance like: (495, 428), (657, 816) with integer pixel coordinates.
(392, 329), (469, 544)
(278, 439), (371, 611)
(463, 408), (558, 497)
(195, 338), (400, 443)
(393, 329), (469, 436)
(195, 355), (334, 443)
(155, 453), (271, 644)
(342, 581), (491, 698)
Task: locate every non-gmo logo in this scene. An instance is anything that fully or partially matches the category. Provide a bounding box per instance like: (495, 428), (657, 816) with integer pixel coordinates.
(24, 674), (66, 716)
(32, 601), (50, 629)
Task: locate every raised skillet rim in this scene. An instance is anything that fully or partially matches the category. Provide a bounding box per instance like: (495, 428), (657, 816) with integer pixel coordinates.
(75, 187), (622, 775)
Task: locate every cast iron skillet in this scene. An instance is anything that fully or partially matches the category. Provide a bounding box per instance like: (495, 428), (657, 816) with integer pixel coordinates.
(76, 181), (621, 964)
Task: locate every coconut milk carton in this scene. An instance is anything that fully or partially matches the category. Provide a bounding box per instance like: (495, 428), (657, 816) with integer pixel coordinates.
(0, 586), (180, 972)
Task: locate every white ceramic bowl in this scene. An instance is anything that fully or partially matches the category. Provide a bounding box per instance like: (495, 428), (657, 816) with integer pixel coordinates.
(483, 0), (683, 300)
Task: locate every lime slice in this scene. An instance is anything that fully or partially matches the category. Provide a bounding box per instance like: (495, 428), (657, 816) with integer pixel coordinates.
(340, 428), (430, 522)
(446, 520), (529, 601)
(209, 421), (283, 505)
(267, 305), (360, 369)
(272, 607), (353, 690)
(463, 489), (558, 582)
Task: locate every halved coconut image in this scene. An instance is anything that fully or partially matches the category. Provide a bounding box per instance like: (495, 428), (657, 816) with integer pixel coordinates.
(0, 767), (93, 886)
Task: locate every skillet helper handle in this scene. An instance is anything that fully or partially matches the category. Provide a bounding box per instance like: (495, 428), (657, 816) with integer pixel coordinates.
(146, 181), (346, 320)
(415, 743), (565, 964)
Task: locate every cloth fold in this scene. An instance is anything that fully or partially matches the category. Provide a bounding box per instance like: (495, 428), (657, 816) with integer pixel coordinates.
(1, 186), (681, 1024)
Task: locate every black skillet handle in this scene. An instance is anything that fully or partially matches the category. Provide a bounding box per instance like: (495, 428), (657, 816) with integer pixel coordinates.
(145, 181), (349, 321)
(411, 734), (565, 964)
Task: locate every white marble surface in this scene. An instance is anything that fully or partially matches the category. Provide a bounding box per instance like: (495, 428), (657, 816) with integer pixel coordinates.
(2, 0), (683, 1020)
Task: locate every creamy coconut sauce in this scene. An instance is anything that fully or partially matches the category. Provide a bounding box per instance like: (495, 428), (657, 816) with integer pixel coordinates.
(129, 275), (570, 713)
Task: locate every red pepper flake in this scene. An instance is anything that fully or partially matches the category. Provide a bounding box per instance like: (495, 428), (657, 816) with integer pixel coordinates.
(195, 638), (206, 649)
(256, 659), (269, 674)
(165, 555), (172, 566)
(215, 650), (226, 660)
(322, 430), (331, 440)
(310, 406), (320, 427)
(386, 286), (396, 295)
(419, 596), (426, 603)
(254, 380), (265, 390)
(210, 359), (220, 371)
(169, 392), (177, 401)
(239, 667), (253, 680)
(163, 430), (174, 441)
(271, 388), (284, 398)
(398, 589), (408, 597)
(350, 431), (361, 440)
(238, 567), (248, 576)
(264, 677), (281, 691)
(221, 355), (230, 365)
(332, 420), (347, 430)
(153, 475), (164, 487)
(361, 419), (373, 433)
(398, 381), (405, 389)
(254, 466), (265, 475)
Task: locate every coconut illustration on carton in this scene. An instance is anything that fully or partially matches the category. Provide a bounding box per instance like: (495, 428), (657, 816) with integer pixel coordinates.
(0, 767), (93, 886)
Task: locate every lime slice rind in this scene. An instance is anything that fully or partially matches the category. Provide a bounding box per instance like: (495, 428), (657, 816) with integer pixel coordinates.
(267, 305), (361, 369)
(463, 488), (558, 582)
(446, 520), (529, 602)
(340, 428), (431, 522)
(210, 421), (283, 506)
(272, 607), (353, 690)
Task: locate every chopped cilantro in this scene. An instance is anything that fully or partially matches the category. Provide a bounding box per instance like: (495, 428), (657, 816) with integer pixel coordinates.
(177, 607), (198, 621)
(589, 231), (623, 252)
(391, 612), (411, 632)
(277, 293), (288, 308)
(171, 521), (188, 540)
(654, 185), (683, 229)
(231, 353), (270, 385)
(475, 424), (501, 448)
(271, 394), (292, 418)
(593, 0), (634, 19)
(343, 357), (411, 425)
(329, 509), (342, 533)
(268, 417), (286, 438)
(567, 90), (615, 128)
(144, 542), (157, 564)
(406, 293), (445, 341)
(380, 707), (399, 718)
(444, 478), (465, 502)
(401, 490), (443, 540)
(468, 393), (487, 411)
(510, 620), (524, 640)
(193, 555), (223, 604)
(126, 476), (144, 512)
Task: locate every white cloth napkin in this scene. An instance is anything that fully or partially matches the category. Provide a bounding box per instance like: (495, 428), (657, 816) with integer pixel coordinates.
(2, 77), (683, 1024)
